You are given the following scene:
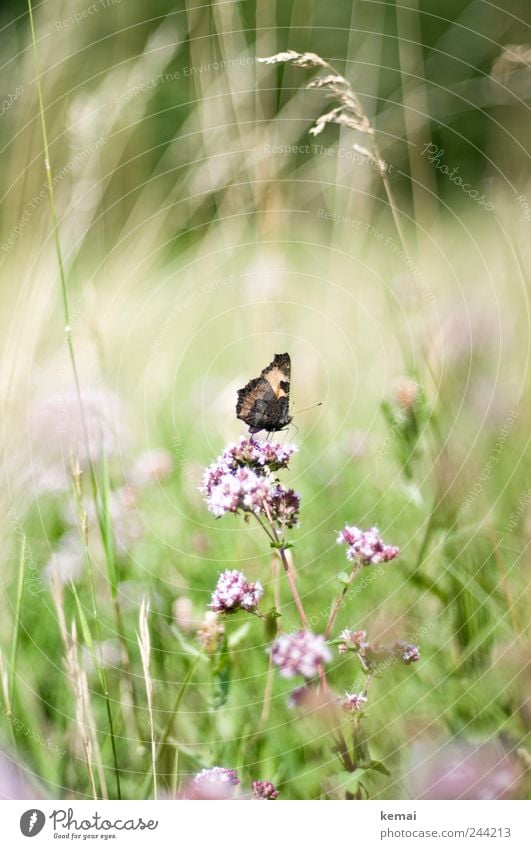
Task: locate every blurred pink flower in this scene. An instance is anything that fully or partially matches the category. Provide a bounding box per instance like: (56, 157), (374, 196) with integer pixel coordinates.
(173, 597), (200, 634)
(83, 486), (143, 555)
(130, 449), (173, 487)
(189, 767), (240, 799)
(270, 631), (331, 679)
(30, 387), (125, 494)
(44, 531), (84, 587)
(393, 378), (420, 412)
(408, 740), (523, 800)
(0, 750), (44, 800)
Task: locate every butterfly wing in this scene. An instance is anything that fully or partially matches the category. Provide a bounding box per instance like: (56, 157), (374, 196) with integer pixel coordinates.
(236, 353), (292, 434)
(261, 353), (291, 401)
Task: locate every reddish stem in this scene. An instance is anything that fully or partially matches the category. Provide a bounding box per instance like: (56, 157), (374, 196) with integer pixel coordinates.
(261, 504), (310, 629)
(324, 563), (361, 639)
(278, 547), (309, 628)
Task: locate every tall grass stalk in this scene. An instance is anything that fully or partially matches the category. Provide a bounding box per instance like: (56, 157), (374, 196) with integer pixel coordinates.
(0, 650), (15, 750)
(9, 534), (26, 708)
(26, 0), (80, 401)
(137, 597), (157, 799)
(26, 0), (125, 798)
(71, 460), (112, 799)
(52, 581), (98, 799)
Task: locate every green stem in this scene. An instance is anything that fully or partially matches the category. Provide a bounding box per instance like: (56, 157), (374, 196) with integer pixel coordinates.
(413, 508), (435, 573)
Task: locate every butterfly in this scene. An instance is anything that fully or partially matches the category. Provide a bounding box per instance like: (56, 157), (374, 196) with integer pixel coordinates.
(236, 353), (292, 435)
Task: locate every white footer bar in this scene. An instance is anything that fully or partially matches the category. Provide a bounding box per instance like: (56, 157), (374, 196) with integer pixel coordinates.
(2, 799), (527, 848)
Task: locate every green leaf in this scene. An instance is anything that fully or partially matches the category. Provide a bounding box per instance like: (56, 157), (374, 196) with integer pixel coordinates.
(69, 581), (96, 655)
(364, 759), (391, 777)
(380, 399), (396, 429)
(264, 607), (281, 641)
(352, 730), (371, 764)
(211, 634), (231, 708)
(171, 627), (203, 658)
(228, 622), (251, 648)
(333, 768), (366, 791)
(337, 571), (350, 586)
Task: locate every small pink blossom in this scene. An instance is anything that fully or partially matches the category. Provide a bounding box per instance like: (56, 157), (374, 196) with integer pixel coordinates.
(270, 631), (332, 679)
(340, 691), (368, 713)
(338, 628), (368, 654)
(267, 485), (300, 529)
(393, 378), (420, 412)
(211, 570), (263, 614)
(337, 525), (399, 565)
(251, 780), (279, 800)
(395, 641), (420, 664)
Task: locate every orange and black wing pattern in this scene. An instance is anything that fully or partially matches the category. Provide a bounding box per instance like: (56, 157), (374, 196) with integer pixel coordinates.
(236, 353), (292, 434)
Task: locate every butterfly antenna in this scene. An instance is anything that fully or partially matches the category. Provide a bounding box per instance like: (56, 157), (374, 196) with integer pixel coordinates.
(294, 402), (323, 415)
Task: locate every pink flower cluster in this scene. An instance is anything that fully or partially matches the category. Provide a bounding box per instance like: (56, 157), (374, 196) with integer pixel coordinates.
(338, 628), (368, 654)
(202, 438), (296, 493)
(201, 439), (300, 528)
(251, 780), (279, 800)
(337, 525), (400, 565)
(268, 484), (301, 527)
(270, 630), (332, 679)
(203, 466), (274, 518)
(211, 570), (263, 615)
(220, 436), (297, 472)
(340, 692), (368, 713)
